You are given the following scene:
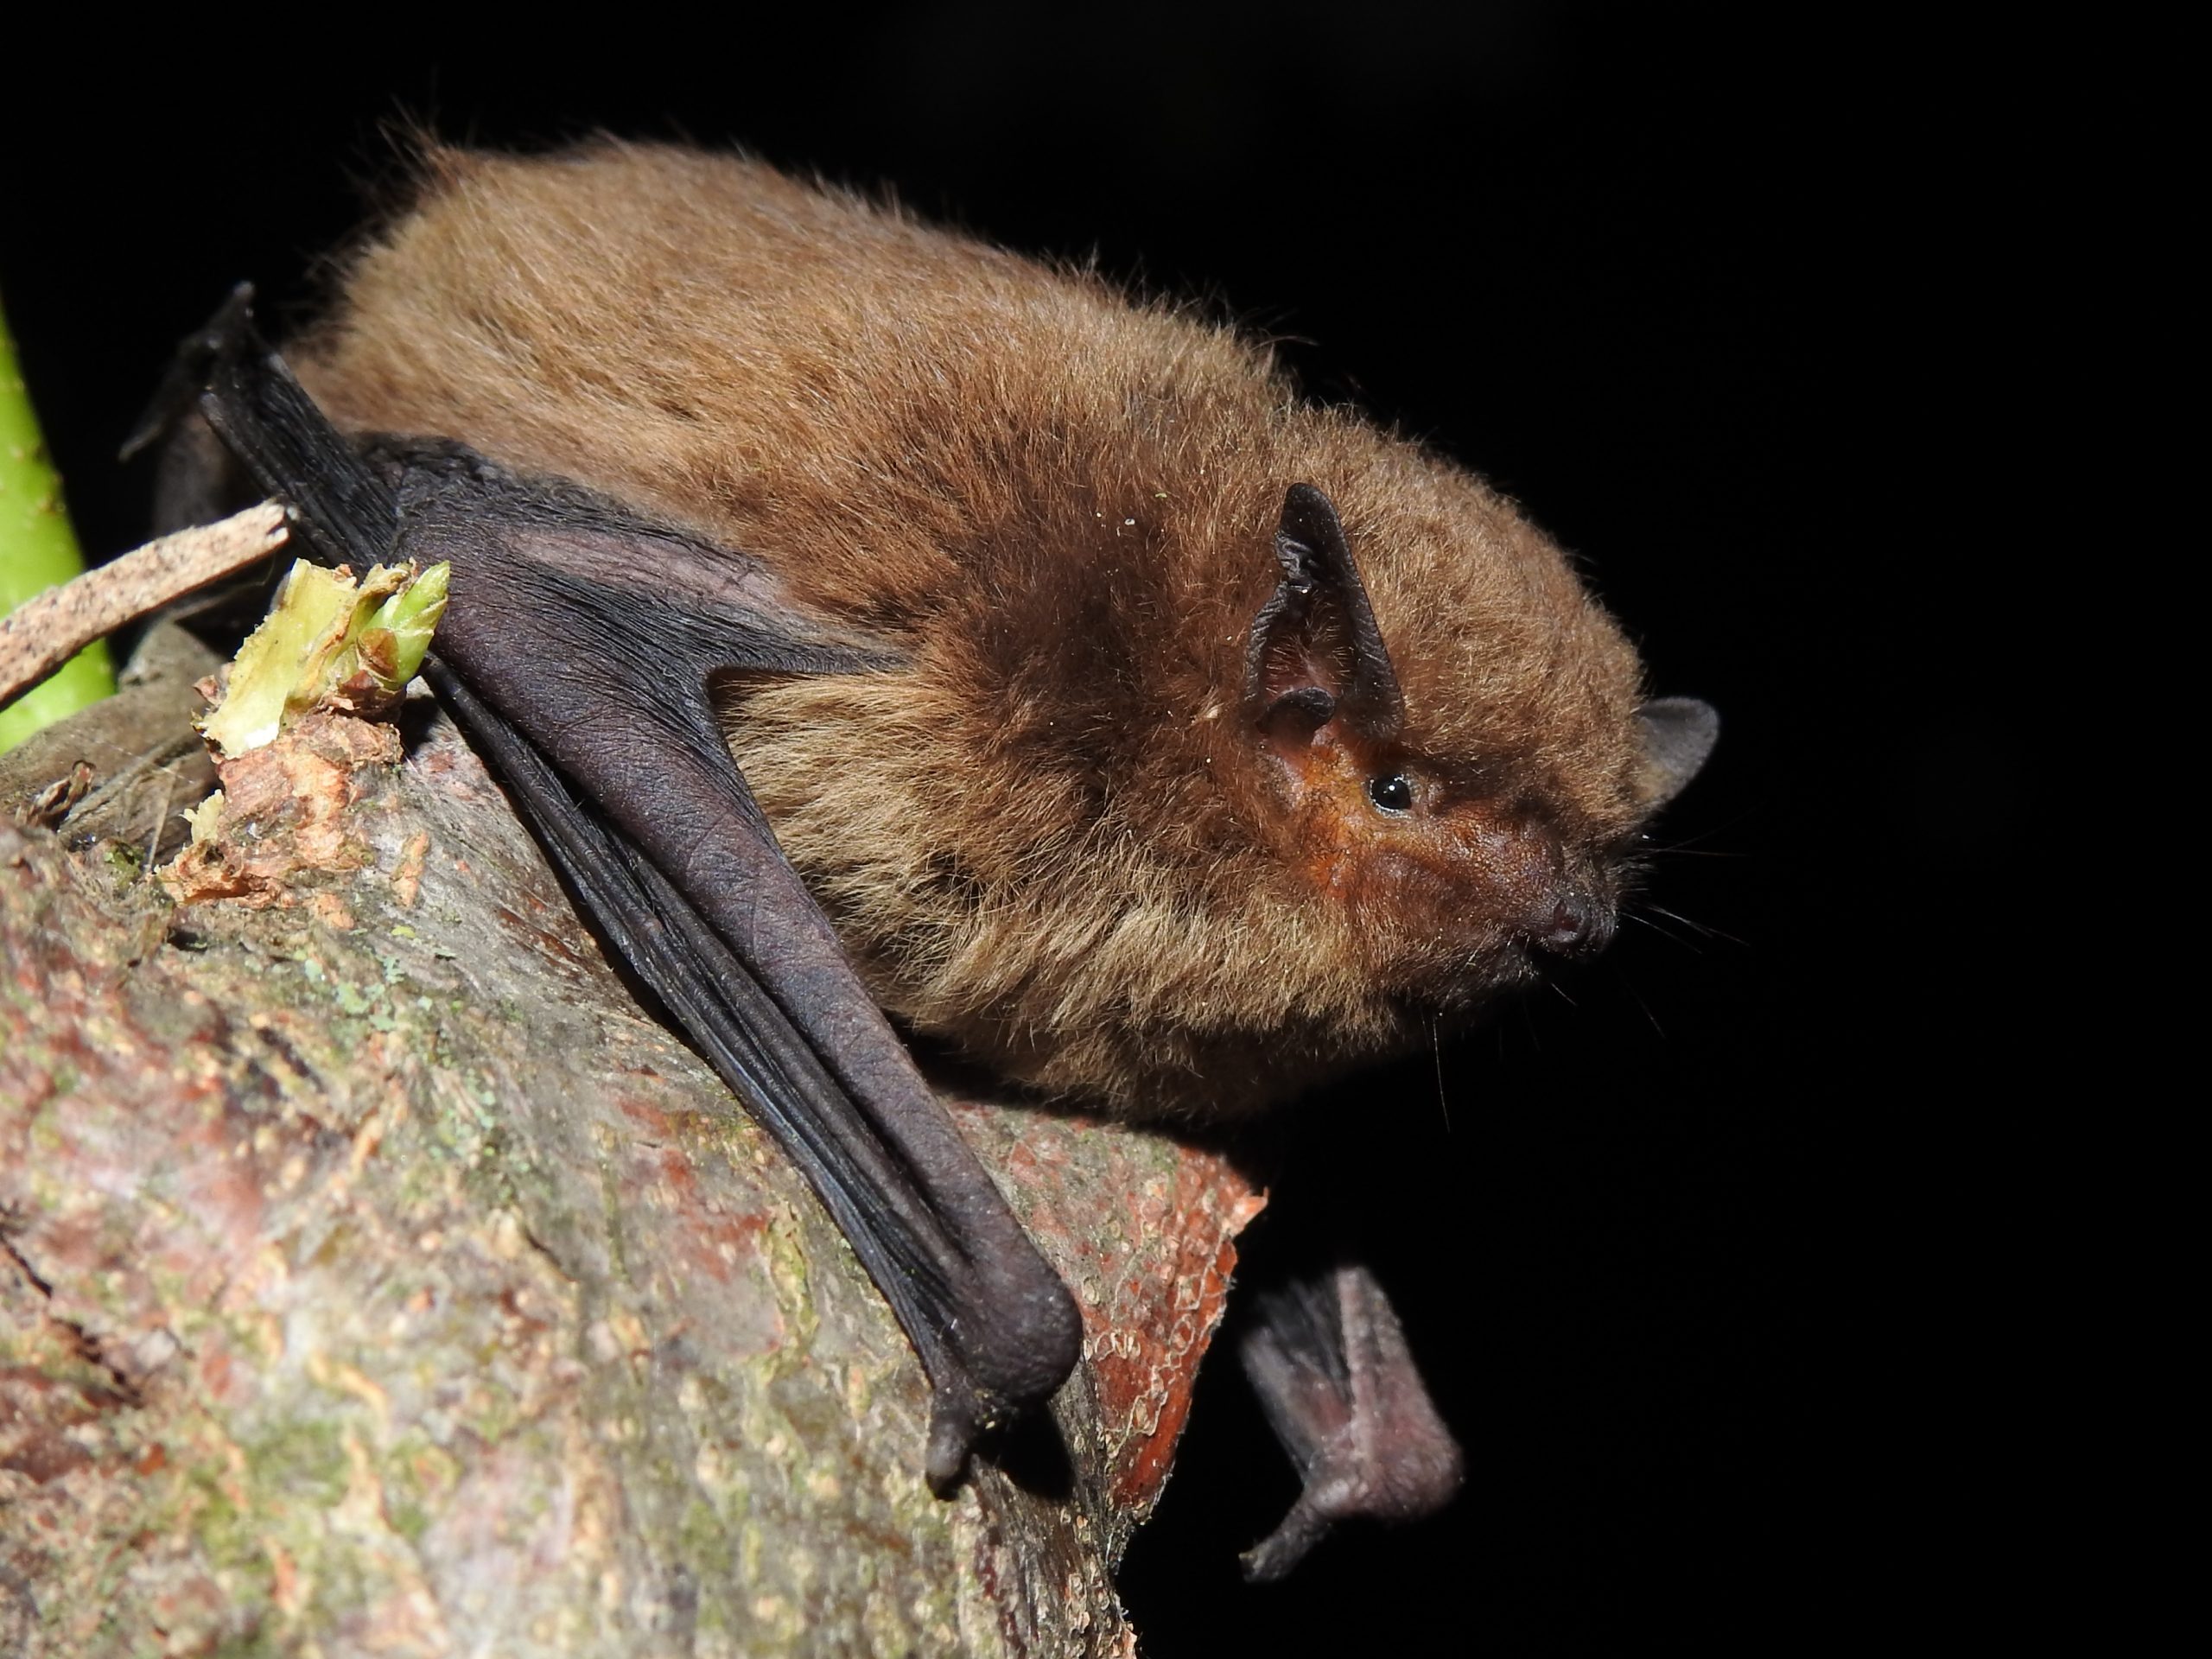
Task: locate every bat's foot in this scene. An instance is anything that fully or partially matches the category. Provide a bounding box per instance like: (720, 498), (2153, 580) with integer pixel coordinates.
(1237, 1263), (1464, 1582)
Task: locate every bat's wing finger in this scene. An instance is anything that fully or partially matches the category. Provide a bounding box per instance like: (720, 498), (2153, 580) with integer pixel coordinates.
(416, 498), (1085, 1487)
(423, 658), (1077, 1484)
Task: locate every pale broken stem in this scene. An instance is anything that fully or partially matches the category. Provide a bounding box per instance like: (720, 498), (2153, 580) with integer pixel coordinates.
(0, 505), (289, 709)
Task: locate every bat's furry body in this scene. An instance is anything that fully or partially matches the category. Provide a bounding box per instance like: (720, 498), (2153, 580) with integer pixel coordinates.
(294, 142), (1675, 1121)
(163, 142), (1713, 1548)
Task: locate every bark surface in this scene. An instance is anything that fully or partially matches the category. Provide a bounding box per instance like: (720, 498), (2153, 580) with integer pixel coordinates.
(0, 627), (1264, 1658)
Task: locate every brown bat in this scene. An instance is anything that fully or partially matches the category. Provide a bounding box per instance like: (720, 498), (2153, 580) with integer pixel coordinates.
(146, 141), (1715, 1577)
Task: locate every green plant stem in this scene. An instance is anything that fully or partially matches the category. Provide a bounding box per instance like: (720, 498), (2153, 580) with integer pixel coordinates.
(0, 293), (113, 752)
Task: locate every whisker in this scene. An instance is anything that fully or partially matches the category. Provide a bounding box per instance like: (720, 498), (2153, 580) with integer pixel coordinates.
(1645, 903), (1746, 949)
(1623, 909), (1705, 953)
(1644, 805), (1764, 854)
(1431, 1015), (1451, 1134)
(1611, 957), (1668, 1039)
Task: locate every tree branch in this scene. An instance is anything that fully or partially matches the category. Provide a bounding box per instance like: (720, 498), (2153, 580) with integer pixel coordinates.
(0, 632), (1262, 1657)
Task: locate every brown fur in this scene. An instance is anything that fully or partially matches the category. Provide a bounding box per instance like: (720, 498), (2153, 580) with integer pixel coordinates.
(296, 141), (1662, 1120)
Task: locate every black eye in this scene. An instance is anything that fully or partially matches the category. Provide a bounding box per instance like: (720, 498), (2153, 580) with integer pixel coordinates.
(1367, 773), (1413, 813)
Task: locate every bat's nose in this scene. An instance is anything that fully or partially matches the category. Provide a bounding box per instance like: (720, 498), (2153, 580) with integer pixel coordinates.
(1529, 890), (1614, 958)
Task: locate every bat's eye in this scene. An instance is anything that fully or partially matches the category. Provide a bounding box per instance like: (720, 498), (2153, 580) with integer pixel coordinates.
(1366, 773), (1414, 814)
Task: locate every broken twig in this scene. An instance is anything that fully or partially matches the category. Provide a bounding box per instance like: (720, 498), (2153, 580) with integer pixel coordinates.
(0, 504), (287, 709)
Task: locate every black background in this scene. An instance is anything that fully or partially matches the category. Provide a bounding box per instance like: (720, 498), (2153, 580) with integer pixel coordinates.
(3, 6), (2003, 1652)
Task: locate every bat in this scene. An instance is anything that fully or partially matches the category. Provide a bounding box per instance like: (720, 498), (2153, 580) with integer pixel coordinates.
(143, 140), (1717, 1575)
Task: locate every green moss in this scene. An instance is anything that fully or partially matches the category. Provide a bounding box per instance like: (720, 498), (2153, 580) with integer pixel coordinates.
(384, 1436), (461, 1544)
(212, 1626), (285, 1659)
(759, 1210), (817, 1346)
(239, 1417), (351, 1511)
(673, 1490), (734, 1569)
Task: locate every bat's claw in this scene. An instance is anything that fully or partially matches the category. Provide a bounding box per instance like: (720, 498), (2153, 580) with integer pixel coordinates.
(924, 1393), (984, 1496)
(1239, 1498), (1333, 1584)
(124, 284), (260, 461)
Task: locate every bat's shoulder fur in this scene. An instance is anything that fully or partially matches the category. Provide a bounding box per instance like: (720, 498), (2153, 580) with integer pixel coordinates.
(297, 140), (1656, 1117)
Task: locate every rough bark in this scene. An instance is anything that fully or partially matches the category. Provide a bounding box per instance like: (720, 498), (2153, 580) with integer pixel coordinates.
(0, 628), (1264, 1657)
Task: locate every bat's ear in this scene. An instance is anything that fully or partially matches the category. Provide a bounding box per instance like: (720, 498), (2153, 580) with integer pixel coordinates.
(1244, 484), (1406, 751)
(1635, 696), (1719, 810)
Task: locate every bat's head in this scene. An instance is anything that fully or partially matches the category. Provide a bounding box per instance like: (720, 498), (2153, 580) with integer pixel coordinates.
(741, 415), (1715, 1120)
(747, 440), (1717, 1122)
(1234, 478), (1716, 1027)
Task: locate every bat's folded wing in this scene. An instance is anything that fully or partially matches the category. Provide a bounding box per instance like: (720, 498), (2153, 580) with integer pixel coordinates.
(177, 295), (1082, 1487)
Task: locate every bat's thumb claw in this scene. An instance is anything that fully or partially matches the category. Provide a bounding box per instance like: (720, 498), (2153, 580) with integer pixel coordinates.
(924, 1395), (981, 1497)
(124, 284), (264, 461)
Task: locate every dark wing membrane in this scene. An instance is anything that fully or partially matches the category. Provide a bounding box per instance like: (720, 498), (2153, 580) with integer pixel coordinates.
(180, 296), (1081, 1486)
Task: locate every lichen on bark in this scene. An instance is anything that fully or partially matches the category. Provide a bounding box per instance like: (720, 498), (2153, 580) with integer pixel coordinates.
(1, 627), (1263, 1656)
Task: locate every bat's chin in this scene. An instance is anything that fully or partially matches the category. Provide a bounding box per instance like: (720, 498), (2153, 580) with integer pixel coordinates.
(1387, 932), (1569, 1026)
